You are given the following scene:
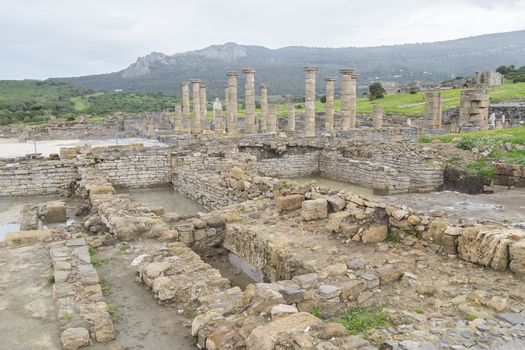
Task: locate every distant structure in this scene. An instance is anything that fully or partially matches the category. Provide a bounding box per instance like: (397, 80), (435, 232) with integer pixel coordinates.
(474, 71), (504, 87)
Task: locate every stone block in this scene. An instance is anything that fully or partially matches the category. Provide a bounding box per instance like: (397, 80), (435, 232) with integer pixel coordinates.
(318, 284), (341, 300)
(375, 267), (402, 285)
(359, 273), (380, 289)
(292, 273), (318, 289)
(276, 194), (304, 212)
(61, 327), (89, 350)
(301, 198), (328, 221)
(45, 201), (67, 223)
(89, 185), (115, 196)
(230, 166), (244, 180)
(340, 280), (366, 301)
(361, 225), (388, 243)
(326, 194), (346, 211)
(510, 240), (525, 275)
(271, 304), (298, 318)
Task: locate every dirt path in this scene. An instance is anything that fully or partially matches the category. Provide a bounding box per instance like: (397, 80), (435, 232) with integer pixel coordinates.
(90, 243), (195, 350)
(0, 244), (61, 350)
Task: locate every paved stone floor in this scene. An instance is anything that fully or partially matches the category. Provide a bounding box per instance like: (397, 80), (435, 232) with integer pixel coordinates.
(0, 244), (61, 350)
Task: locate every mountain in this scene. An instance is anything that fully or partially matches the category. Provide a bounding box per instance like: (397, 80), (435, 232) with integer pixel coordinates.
(54, 30), (525, 97)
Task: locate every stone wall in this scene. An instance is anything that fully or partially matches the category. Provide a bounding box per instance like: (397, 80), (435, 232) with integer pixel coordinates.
(92, 146), (172, 188)
(0, 157), (77, 196)
(494, 163), (525, 187)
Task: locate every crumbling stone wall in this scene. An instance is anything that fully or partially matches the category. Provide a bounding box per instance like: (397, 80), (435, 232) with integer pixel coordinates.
(494, 163), (525, 187)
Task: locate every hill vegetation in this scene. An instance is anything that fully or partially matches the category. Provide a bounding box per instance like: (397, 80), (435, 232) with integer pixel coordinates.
(0, 80), (178, 126)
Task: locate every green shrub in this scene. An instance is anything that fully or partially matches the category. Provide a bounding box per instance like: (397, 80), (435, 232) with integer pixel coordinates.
(457, 139), (475, 150)
(337, 306), (391, 335)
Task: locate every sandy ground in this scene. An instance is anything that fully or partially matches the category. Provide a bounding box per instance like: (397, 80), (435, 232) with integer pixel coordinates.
(90, 243), (196, 350)
(0, 244), (61, 350)
(0, 138), (166, 158)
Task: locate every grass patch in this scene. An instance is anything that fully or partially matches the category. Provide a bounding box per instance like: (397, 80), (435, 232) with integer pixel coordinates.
(311, 306), (323, 318)
(336, 306), (392, 336)
(119, 244), (130, 254)
(466, 159), (495, 181)
(47, 274), (55, 284)
(61, 313), (74, 321)
(106, 303), (122, 323)
(88, 245), (104, 266)
(100, 278), (111, 294)
(386, 231), (401, 243)
(413, 307), (425, 314)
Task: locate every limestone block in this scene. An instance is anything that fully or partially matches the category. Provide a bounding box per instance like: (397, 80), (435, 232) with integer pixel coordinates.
(318, 284), (341, 300)
(230, 166), (244, 180)
(340, 280), (366, 301)
(326, 211), (351, 233)
(246, 313), (321, 350)
(276, 194), (304, 212)
(271, 304), (298, 318)
(301, 199), (328, 221)
(326, 194), (346, 211)
(45, 201), (67, 223)
(89, 185), (115, 196)
(375, 267), (402, 285)
(292, 273), (318, 289)
(361, 225), (388, 243)
(458, 229), (512, 271)
(60, 327), (89, 350)
(510, 240), (525, 275)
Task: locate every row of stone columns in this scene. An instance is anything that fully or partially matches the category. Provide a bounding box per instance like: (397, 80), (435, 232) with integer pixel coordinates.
(174, 67), (360, 137)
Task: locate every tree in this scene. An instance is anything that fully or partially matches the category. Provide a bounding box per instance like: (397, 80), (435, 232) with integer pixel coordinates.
(320, 95), (326, 103)
(368, 83), (385, 100)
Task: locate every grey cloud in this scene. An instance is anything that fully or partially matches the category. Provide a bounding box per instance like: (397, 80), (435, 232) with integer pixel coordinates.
(0, 0), (524, 79)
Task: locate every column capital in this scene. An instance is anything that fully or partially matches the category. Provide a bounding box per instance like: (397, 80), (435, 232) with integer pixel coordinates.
(226, 71), (239, 77)
(339, 68), (355, 75)
(259, 83), (268, 89)
(200, 83), (207, 89)
(242, 68), (256, 74)
(324, 77), (337, 82)
(303, 66), (319, 72)
(190, 79), (201, 84)
(182, 80), (190, 86)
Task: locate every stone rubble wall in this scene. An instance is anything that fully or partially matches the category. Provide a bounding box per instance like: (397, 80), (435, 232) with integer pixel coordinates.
(49, 238), (115, 349)
(134, 242), (377, 350)
(494, 163), (525, 187)
(273, 183), (525, 276)
(0, 157), (77, 197)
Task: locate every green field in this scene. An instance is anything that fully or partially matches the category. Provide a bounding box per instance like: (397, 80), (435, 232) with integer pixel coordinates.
(419, 126), (525, 178)
(1, 80), (525, 125)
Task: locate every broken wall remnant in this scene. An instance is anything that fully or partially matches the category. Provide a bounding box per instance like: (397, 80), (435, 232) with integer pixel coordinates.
(459, 89), (490, 131)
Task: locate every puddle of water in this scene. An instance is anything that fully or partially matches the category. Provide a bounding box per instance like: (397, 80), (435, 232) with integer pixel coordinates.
(0, 138), (167, 158)
(292, 176), (377, 198)
(119, 187), (206, 216)
(0, 223), (21, 241)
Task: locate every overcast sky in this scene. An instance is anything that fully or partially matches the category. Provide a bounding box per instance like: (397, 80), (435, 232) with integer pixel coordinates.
(1, 0), (524, 80)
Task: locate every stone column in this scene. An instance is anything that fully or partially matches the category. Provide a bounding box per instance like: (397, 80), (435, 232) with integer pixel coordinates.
(213, 98), (224, 136)
(324, 77), (336, 133)
(495, 119), (503, 130)
(459, 89), (489, 130)
(287, 101), (295, 133)
(227, 72), (238, 136)
(259, 83), (268, 132)
(174, 103), (183, 132)
(304, 66), (318, 137)
(191, 79), (201, 134)
(372, 104), (383, 129)
(182, 81), (191, 133)
(200, 84), (209, 131)
(340, 68), (357, 130)
(243, 68), (257, 134)
(426, 91), (442, 129)
(267, 103), (277, 133)
(224, 84), (229, 131)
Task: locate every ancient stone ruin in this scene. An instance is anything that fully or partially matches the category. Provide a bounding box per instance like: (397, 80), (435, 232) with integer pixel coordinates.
(1, 65), (524, 350)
